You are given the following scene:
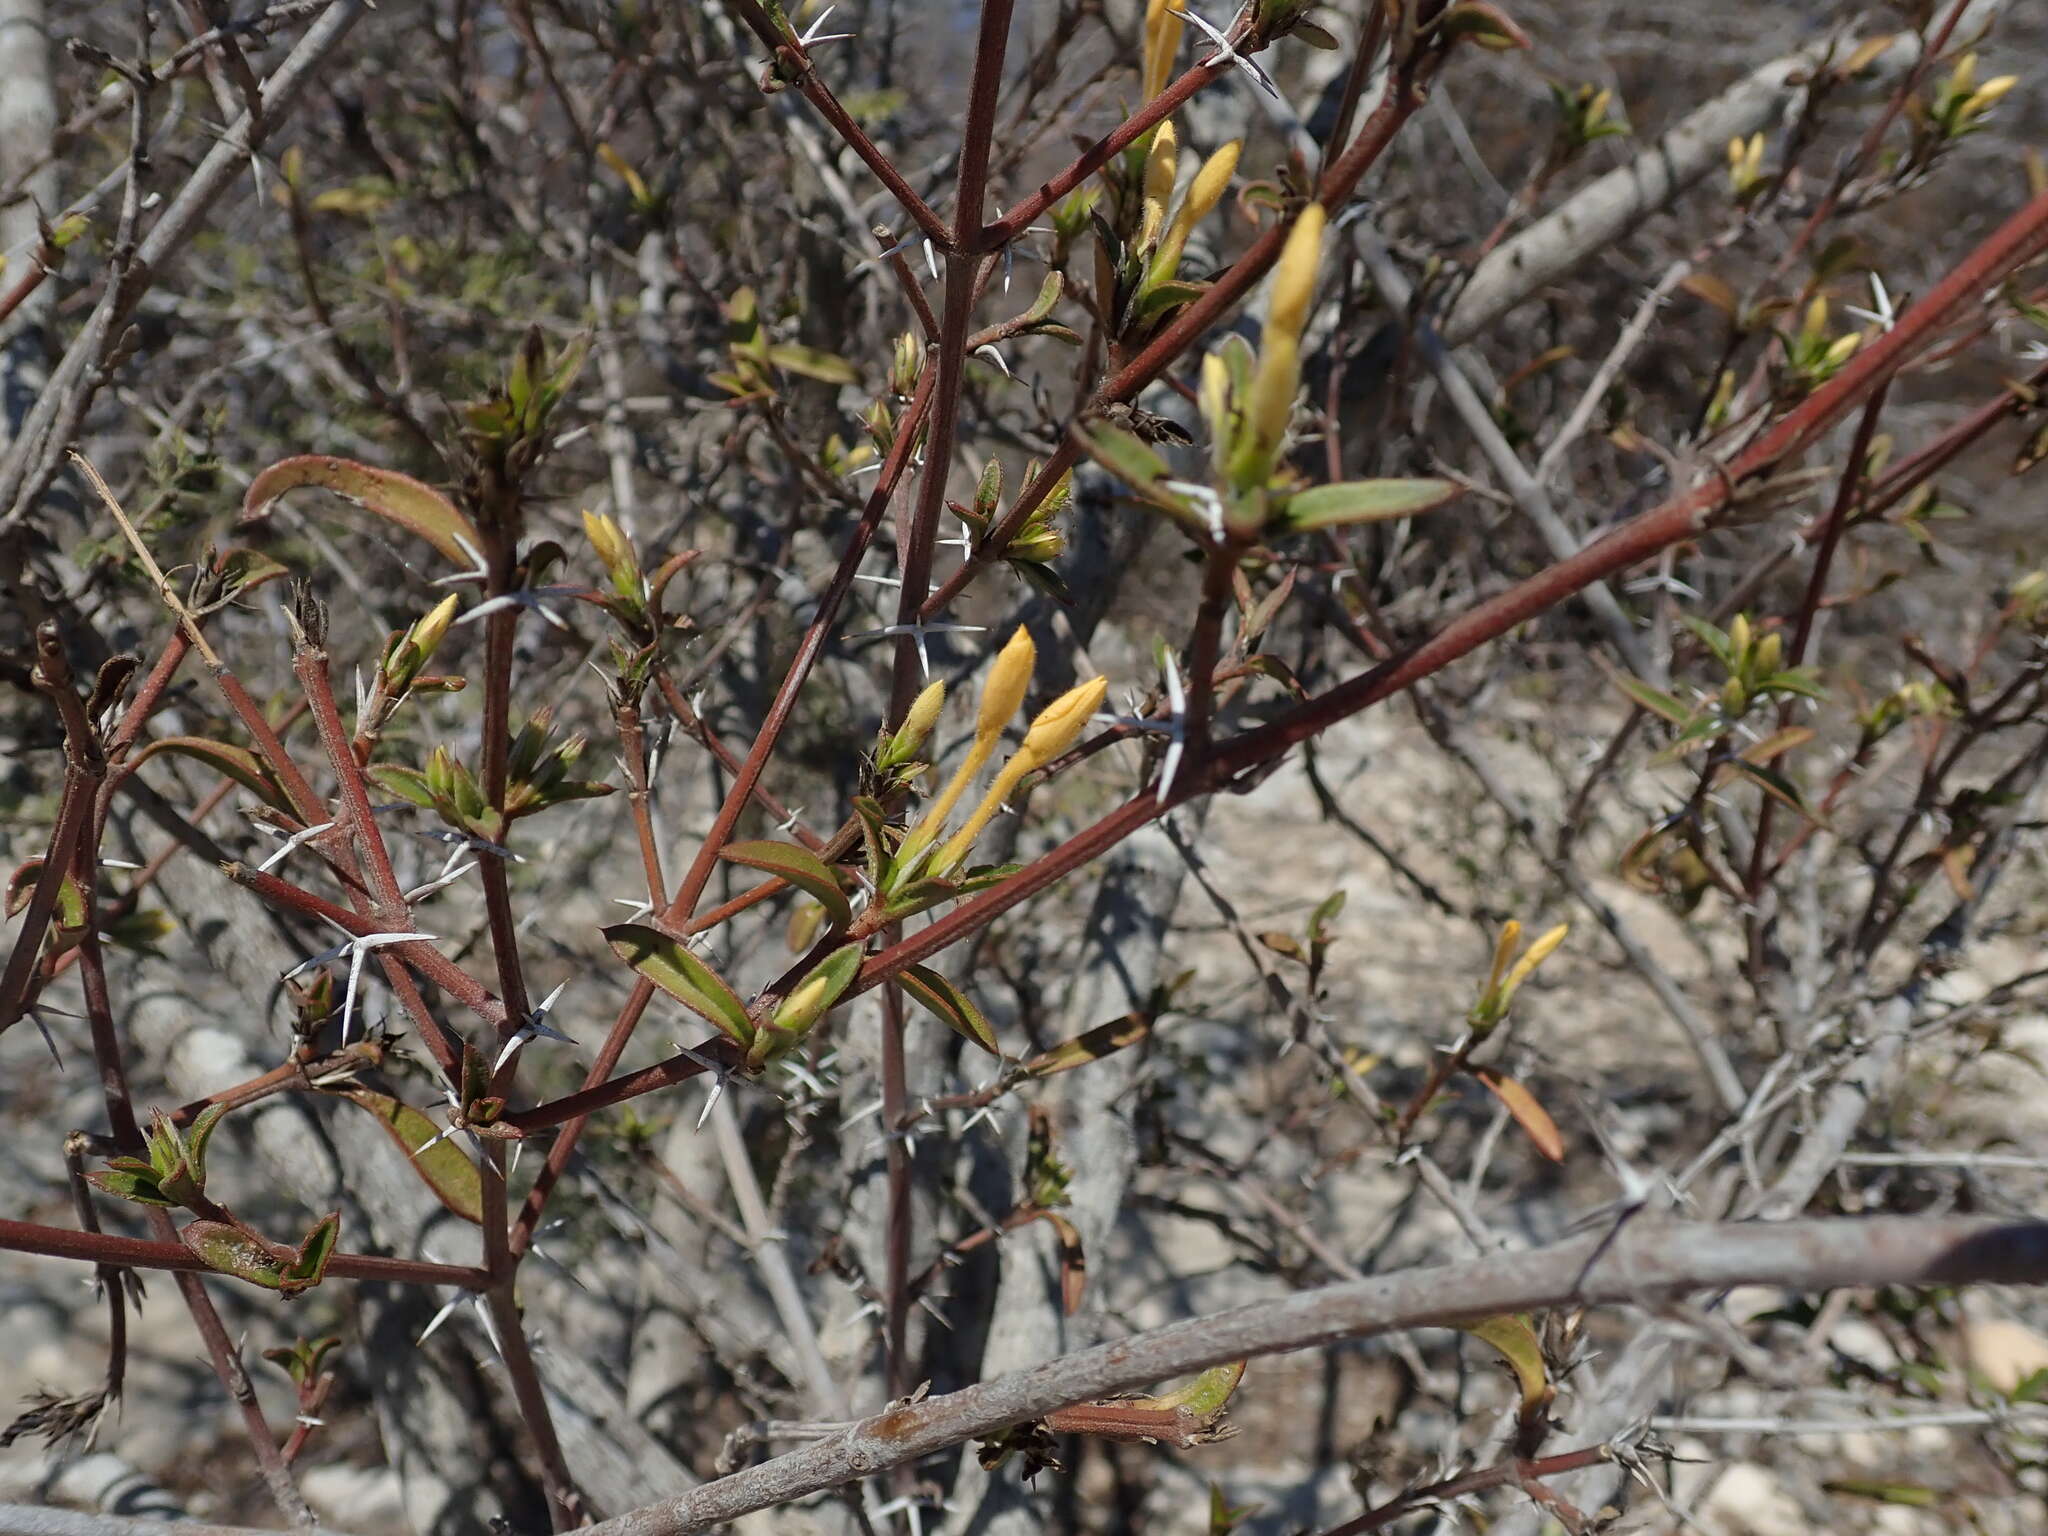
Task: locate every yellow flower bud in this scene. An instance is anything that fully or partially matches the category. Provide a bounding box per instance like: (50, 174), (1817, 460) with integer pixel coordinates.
(1017, 675), (1109, 770)
(1265, 202), (1326, 347)
(933, 675), (1109, 874)
(979, 626), (1036, 742)
(893, 628), (1038, 883)
(1152, 139), (1241, 282)
(1142, 0), (1186, 103)
(582, 509), (636, 579)
(1969, 75), (2020, 111)
(903, 678), (946, 747)
(1244, 329), (1301, 458)
(1802, 297), (1829, 341)
(1497, 923), (1568, 1006)
(411, 592), (461, 661)
(1139, 120), (1179, 251)
(1950, 52), (1978, 99)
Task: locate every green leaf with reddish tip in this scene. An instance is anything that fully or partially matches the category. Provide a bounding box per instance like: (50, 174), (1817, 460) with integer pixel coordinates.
(900, 965), (1000, 1055)
(242, 454), (484, 568)
(604, 922), (754, 1046)
(282, 1212), (342, 1295)
(1277, 478), (1459, 532)
(129, 736), (297, 816)
(718, 839), (852, 927)
(179, 1220), (290, 1291)
(334, 1089), (483, 1224)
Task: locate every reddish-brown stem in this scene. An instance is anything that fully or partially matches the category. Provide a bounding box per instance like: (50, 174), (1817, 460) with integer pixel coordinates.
(952, 0), (1015, 247)
(1317, 1445), (1614, 1536)
(722, 0), (951, 247)
(979, 48), (1233, 249)
(879, 977), (913, 1401)
(0, 1217), (492, 1287)
(496, 1037), (740, 1133)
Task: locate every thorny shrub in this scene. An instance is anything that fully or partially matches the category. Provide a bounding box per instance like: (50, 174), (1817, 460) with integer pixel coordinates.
(7, 1), (2048, 1533)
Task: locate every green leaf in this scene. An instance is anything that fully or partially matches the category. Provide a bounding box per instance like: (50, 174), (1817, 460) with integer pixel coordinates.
(86, 1164), (176, 1207)
(334, 1089), (483, 1224)
(1823, 1480), (1938, 1508)
(179, 1220), (290, 1292)
(1278, 478), (1459, 532)
(243, 455), (484, 569)
(184, 1103), (228, 1192)
(367, 764), (436, 809)
(1021, 270), (1063, 326)
(766, 343), (861, 385)
(1722, 757), (1824, 824)
(900, 965), (1001, 1055)
(718, 839), (852, 927)
(1023, 1011), (1152, 1077)
(1609, 672), (1693, 726)
(1077, 421), (1171, 494)
(604, 922), (754, 1046)
(129, 737), (297, 816)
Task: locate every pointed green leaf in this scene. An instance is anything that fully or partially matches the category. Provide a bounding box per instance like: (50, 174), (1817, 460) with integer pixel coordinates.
(900, 965), (1001, 1055)
(1077, 421), (1170, 493)
(1278, 478), (1459, 532)
(282, 1211), (342, 1295)
(766, 343), (860, 385)
(604, 922), (754, 1045)
(1609, 672), (1693, 726)
(1148, 1360), (1247, 1416)
(1021, 269), (1063, 325)
(334, 1089), (483, 1224)
(130, 737), (297, 815)
(86, 1166), (176, 1207)
(184, 1103), (228, 1192)
(367, 763), (436, 809)
(718, 839), (852, 927)
(243, 455), (484, 568)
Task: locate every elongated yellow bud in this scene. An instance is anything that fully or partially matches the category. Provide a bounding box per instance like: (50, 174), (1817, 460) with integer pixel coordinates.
(582, 509), (636, 578)
(1265, 202), (1326, 346)
(894, 629), (1037, 881)
(1497, 923), (1569, 1006)
(880, 678), (947, 771)
(979, 626), (1035, 741)
(411, 593), (462, 660)
(1244, 330), (1300, 456)
(933, 676), (1108, 874)
(1139, 120), (1179, 251)
(1017, 675), (1109, 771)
(1142, 0), (1186, 102)
(902, 678), (946, 747)
(1152, 139), (1240, 282)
